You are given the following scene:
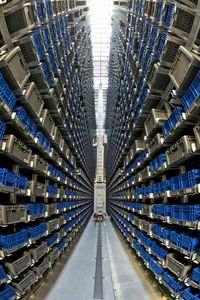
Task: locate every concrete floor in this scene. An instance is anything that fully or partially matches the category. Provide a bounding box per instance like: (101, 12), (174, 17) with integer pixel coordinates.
(32, 218), (162, 300)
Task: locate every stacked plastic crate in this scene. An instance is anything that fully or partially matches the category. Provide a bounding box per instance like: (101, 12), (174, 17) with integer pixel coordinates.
(0, 0), (94, 298)
(107, 0), (200, 298)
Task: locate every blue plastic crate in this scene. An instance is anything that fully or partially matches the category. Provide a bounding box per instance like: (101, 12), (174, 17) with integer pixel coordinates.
(27, 223), (46, 239)
(36, 131), (51, 152)
(144, 23), (152, 44)
(46, 184), (58, 196)
(133, 239), (142, 253)
(57, 239), (65, 252)
(26, 203), (45, 217)
(48, 23), (56, 44)
(162, 106), (184, 136)
(180, 169), (200, 190)
(151, 241), (169, 260)
(181, 288), (200, 300)
(0, 73), (16, 110)
(156, 32), (168, 60)
(153, 204), (163, 216)
(182, 70), (200, 111)
(155, 2), (164, 23)
(64, 211), (75, 221)
(140, 247), (151, 264)
(152, 223), (172, 240)
(32, 32), (45, 61)
(181, 205), (200, 222)
(128, 213), (136, 221)
(162, 271), (185, 293)
(35, 0), (45, 22)
(16, 174), (28, 190)
(41, 63), (52, 86)
(169, 204), (200, 222)
(48, 164), (58, 177)
(170, 230), (180, 247)
(44, 0), (52, 19)
(141, 234), (152, 249)
(169, 174), (181, 191)
(48, 53), (57, 77)
(164, 3), (175, 28)
(52, 47), (60, 66)
(40, 27), (50, 51)
(58, 171), (66, 182)
(190, 267), (200, 286)
(56, 202), (65, 211)
(59, 16), (65, 34)
(54, 19), (62, 38)
(180, 233), (200, 253)
(0, 265), (6, 283)
(0, 168), (17, 188)
(14, 107), (37, 136)
(0, 229), (28, 250)
(149, 26), (159, 50)
(0, 284), (16, 300)
(149, 258), (164, 277)
(45, 233), (57, 248)
(0, 122), (5, 141)
(150, 153), (166, 172)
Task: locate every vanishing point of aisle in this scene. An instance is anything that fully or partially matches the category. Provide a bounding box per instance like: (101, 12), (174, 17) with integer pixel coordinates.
(32, 219), (162, 300)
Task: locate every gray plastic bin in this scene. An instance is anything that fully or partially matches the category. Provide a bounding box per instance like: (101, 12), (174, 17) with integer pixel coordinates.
(60, 139), (67, 156)
(28, 180), (45, 198)
(5, 251), (31, 278)
(30, 66), (50, 94)
(170, 46), (200, 91)
(147, 133), (165, 156)
(46, 218), (59, 233)
(60, 158), (67, 170)
(147, 64), (170, 94)
(12, 270), (36, 295)
(141, 204), (152, 216)
(15, 33), (43, 67)
(50, 148), (61, 164)
(141, 220), (152, 234)
(140, 166), (151, 181)
(166, 253), (192, 280)
(158, 33), (185, 67)
(53, 127), (62, 148)
(30, 241), (48, 262)
(48, 247), (59, 265)
(162, 3), (198, 40)
(42, 89), (60, 112)
(0, 205), (27, 225)
(145, 109), (168, 139)
(31, 154), (48, 174)
(3, 135), (32, 165)
(0, 47), (30, 93)
(17, 82), (44, 120)
(132, 140), (145, 157)
(139, 92), (161, 114)
(45, 203), (57, 216)
(57, 228), (65, 241)
(193, 122), (200, 149)
(166, 135), (196, 166)
(2, 3), (36, 39)
(40, 109), (55, 137)
(33, 257), (50, 278)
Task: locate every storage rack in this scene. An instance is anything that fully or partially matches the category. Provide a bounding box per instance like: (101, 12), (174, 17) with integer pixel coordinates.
(0, 0), (95, 298)
(106, 0), (200, 298)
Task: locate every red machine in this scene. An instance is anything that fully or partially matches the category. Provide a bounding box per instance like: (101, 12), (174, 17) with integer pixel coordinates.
(93, 212), (106, 222)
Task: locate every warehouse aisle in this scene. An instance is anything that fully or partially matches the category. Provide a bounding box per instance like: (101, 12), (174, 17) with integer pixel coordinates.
(33, 218), (162, 300)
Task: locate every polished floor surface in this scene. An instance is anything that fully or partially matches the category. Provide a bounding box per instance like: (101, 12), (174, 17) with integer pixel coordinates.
(32, 218), (162, 300)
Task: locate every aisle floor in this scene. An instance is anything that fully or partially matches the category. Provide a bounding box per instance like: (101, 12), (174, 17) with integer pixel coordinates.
(33, 219), (162, 300)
